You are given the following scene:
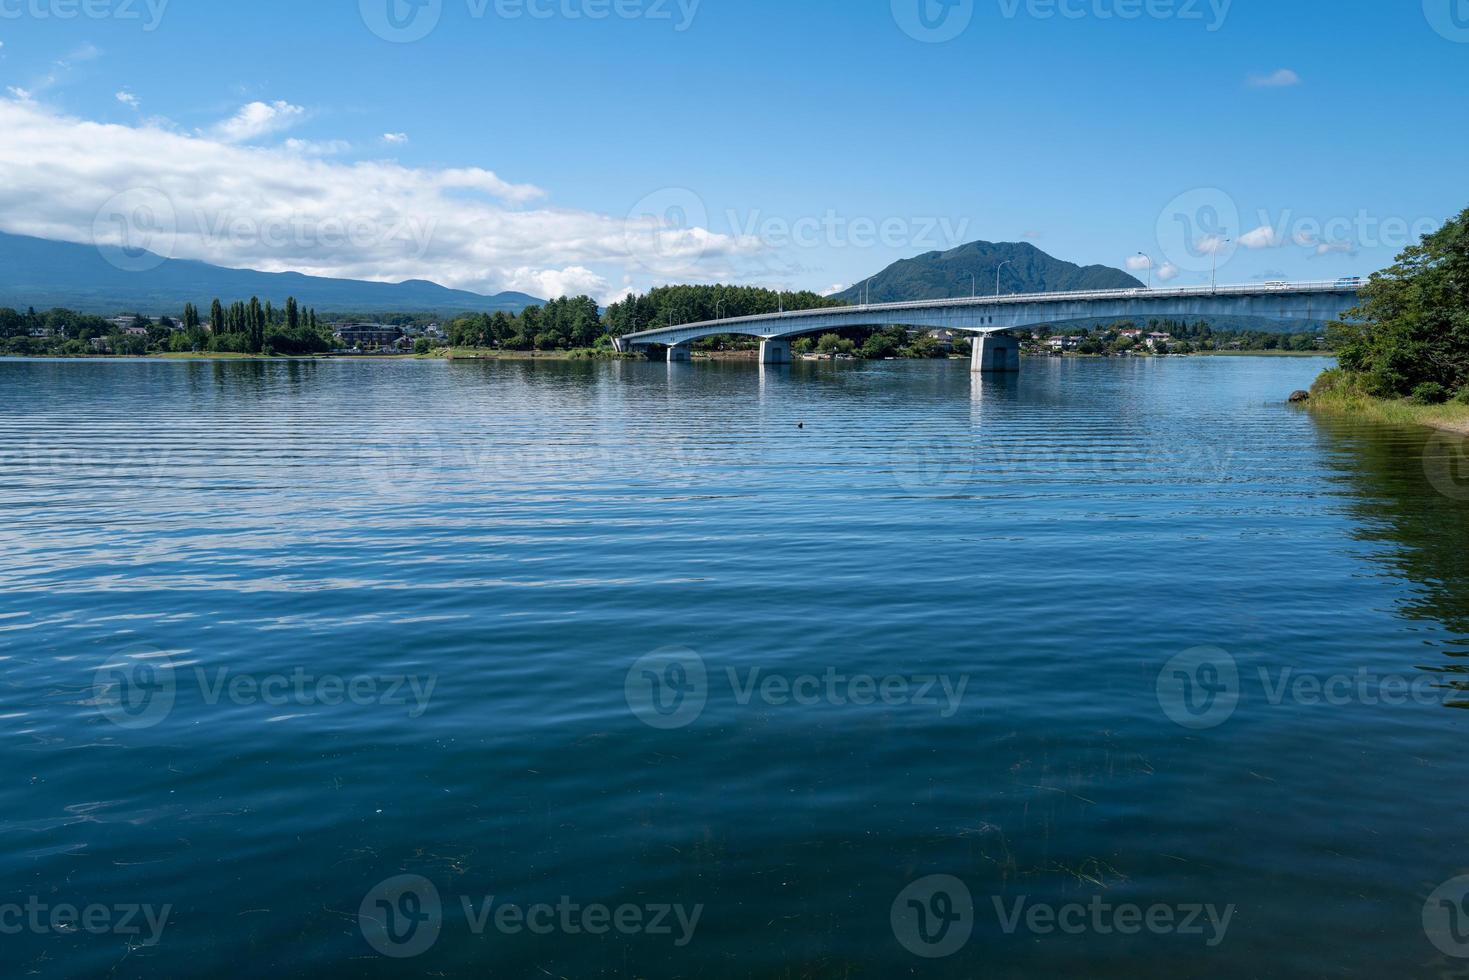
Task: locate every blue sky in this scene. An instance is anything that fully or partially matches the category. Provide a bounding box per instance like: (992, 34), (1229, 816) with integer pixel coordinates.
(0, 0), (1466, 302)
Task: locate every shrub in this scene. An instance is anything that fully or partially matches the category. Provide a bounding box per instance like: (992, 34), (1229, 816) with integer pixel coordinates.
(1365, 367), (1408, 398)
(1410, 382), (1449, 405)
(1455, 387), (1469, 405)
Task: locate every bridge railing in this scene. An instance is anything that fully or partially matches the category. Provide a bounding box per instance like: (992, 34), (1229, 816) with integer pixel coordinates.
(621, 279), (1365, 342)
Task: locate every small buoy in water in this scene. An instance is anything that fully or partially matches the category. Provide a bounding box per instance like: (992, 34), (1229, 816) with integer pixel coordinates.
(797, 422), (805, 429)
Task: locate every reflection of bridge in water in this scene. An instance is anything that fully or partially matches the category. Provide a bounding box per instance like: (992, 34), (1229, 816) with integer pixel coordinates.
(615, 281), (1363, 372)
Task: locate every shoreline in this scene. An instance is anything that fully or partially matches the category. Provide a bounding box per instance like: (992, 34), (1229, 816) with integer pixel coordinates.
(1304, 372), (1469, 435)
(1306, 393), (1469, 435)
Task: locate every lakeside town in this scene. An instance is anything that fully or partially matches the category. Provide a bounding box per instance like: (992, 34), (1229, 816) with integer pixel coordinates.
(2, 302), (1331, 361)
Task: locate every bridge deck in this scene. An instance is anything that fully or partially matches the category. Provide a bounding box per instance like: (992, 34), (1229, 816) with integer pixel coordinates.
(618, 280), (1364, 350)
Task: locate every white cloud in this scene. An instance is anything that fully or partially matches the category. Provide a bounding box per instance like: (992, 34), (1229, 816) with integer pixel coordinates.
(382, 132), (409, 145)
(1156, 262), (1181, 282)
(1195, 234), (1230, 255)
(1125, 255), (1153, 271)
(8, 86), (31, 101)
(115, 90), (140, 109)
(283, 138), (352, 156)
(1248, 68), (1301, 88)
(503, 266), (608, 300)
(820, 283), (848, 296)
(209, 100), (307, 143)
(1239, 225), (1285, 249)
(1314, 241), (1356, 256)
(0, 96), (760, 305)
(57, 43), (100, 68)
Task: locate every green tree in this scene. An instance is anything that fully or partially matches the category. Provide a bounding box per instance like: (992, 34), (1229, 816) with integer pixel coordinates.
(1330, 207), (1469, 397)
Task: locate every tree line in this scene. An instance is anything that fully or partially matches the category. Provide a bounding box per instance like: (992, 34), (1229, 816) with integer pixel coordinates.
(0, 297), (331, 356)
(0, 281), (1350, 362)
(1323, 205), (1469, 405)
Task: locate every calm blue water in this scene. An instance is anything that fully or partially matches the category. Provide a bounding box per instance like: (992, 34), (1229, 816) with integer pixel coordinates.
(2, 355), (1468, 977)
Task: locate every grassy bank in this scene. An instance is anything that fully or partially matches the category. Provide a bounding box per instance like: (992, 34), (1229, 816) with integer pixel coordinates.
(1193, 350), (1331, 358)
(1306, 369), (1469, 434)
(434, 347), (634, 361)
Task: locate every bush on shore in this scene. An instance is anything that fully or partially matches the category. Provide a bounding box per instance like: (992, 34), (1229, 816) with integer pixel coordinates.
(1326, 205), (1469, 402)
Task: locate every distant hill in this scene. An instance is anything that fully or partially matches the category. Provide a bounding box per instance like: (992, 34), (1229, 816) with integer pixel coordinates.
(835, 241), (1142, 304)
(0, 232), (544, 316)
(834, 240), (1325, 332)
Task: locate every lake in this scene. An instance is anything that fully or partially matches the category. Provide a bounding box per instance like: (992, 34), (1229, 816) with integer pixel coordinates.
(2, 355), (1467, 977)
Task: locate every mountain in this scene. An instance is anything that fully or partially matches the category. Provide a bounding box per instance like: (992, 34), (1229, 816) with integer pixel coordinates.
(835, 241), (1142, 304)
(0, 232), (544, 315)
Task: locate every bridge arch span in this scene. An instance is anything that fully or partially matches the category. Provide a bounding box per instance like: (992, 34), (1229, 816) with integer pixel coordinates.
(615, 281), (1362, 371)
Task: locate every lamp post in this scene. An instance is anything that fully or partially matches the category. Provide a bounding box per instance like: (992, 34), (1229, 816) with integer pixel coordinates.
(1210, 237), (1231, 291)
(996, 260), (1012, 296)
(1138, 252), (1152, 290)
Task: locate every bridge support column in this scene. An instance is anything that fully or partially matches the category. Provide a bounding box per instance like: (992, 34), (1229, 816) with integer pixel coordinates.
(667, 345), (692, 363)
(760, 339), (791, 364)
(972, 332), (1020, 373)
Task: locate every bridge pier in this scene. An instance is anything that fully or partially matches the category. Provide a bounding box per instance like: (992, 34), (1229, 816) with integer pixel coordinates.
(667, 345), (692, 363)
(760, 339), (791, 365)
(972, 332), (1020, 373)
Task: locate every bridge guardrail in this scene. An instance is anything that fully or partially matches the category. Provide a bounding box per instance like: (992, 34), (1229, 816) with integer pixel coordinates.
(621, 280), (1365, 342)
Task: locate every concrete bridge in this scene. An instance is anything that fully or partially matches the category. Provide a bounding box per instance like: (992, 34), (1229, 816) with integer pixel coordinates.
(615, 280), (1363, 372)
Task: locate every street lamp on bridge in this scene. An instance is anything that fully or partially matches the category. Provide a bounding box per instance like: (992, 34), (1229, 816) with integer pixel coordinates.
(1137, 252), (1152, 290)
(1210, 237), (1232, 292)
(996, 260), (1013, 296)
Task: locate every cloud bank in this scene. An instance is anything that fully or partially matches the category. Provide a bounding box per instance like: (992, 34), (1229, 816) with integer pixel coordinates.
(0, 97), (761, 304)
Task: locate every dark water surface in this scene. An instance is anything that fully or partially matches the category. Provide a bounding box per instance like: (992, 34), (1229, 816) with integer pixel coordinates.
(3, 355), (1469, 978)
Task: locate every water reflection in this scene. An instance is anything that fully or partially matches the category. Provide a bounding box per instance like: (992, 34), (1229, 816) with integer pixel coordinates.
(1311, 413), (1469, 702)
